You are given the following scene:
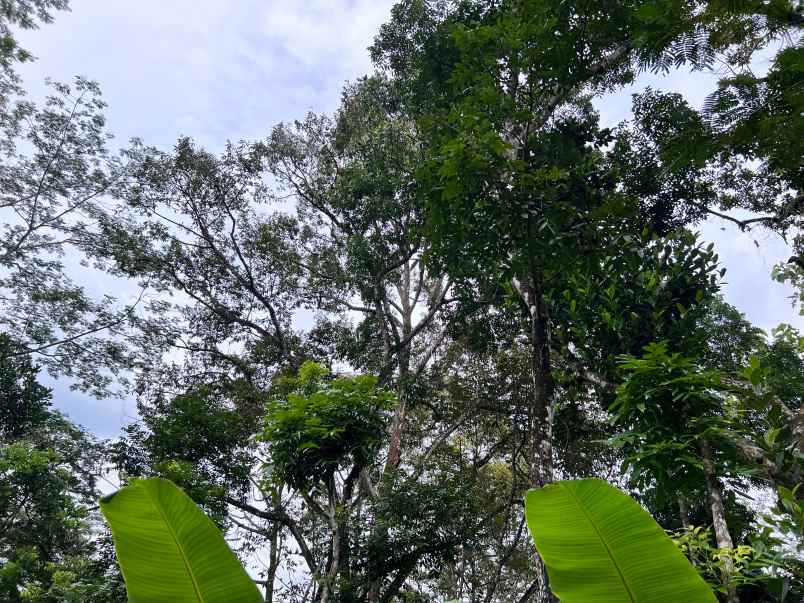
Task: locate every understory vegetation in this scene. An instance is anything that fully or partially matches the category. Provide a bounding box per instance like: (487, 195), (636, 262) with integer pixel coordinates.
(1, 1), (802, 601)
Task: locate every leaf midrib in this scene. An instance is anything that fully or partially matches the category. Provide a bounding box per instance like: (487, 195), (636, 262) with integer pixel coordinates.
(145, 484), (205, 602)
(563, 483), (636, 603)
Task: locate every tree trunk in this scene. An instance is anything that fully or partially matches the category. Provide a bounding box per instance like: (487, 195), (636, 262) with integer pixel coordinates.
(678, 496), (691, 529)
(368, 349), (411, 600)
(264, 524), (280, 602)
(513, 276), (555, 485)
(530, 302), (557, 603)
(529, 303), (554, 488)
(317, 475), (342, 603)
(384, 277), (413, 474)
(515, 276), (557, 603)
(700, 440), (738, 603)
(384, 391), (407, 472)
(381, 262), (407, 474)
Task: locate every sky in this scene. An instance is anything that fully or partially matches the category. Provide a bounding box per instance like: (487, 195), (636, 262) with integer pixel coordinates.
(14, 0), (803, 439)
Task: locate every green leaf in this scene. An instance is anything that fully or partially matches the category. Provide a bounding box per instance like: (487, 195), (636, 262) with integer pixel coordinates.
(100, 478), (263, 603)
(525, 478), (716, 603)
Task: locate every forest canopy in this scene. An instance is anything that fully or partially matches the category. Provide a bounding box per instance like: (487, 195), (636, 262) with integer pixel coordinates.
(0, 1), (802, 602)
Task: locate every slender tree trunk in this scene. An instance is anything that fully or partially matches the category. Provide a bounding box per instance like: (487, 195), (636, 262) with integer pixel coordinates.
(385, 266), (413, 473)
(338, 516), (351, 586)
(264, 524), (280, 602)
(368, 348), (411, 600)
(515, 275), (557, 603)
(317, 475), (342, 603)
(320, 512), (339, 603)
(513, 275), (555, 485)
(369, 290), (412, 599)
(529, 300), (554, 488)
(530, 302), (557, 603)
(678, 496), (691, 529)
(700, 440), (738, 603)
(385, 373), (408, 472)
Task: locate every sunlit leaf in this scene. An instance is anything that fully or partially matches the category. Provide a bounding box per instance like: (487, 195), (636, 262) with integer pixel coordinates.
(100, 478), (262, 603)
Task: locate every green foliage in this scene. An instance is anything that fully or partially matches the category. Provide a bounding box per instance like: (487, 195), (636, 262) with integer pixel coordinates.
(0, 336), (125, 602)
(525, 478), (716, 602)
(611, 89), (715, 233)
(4, 1), (802, 600)
(368, 457), (488, 589)
(0, 72), (143, 396)
(771, 484), (804, 540)
(555, 229), (722, 388)
(773, 262), (804, 315)
(671, 525), (795, 599)
(95, 135), (306, 385)
(114, 382), (259, 523)
(261, 362), (395, 490)
(0, 334), (51, 439)
(0, 0), (69, 104)
(611, 342), (741, 496)
(611, 324), (803, 600)
(100, 478), (262, 603)
(705, 43), (804, 192)
(759, 482), (804, 595)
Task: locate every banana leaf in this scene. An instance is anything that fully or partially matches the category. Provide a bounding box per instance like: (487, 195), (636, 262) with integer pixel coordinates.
(525, 478), (716, 602)
(100, 477), (262, 603)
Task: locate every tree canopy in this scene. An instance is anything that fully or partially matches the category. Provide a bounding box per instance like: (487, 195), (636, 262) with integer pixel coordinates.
(1, 1), (802, 602)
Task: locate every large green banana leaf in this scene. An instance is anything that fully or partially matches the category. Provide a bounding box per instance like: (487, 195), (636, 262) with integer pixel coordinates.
(525, 478), (716, 603)
(100, 477), (263, 603)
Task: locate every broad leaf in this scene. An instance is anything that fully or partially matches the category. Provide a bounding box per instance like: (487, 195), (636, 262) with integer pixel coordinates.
(100, 477), (262, 603)
(525, 478), (716, 603)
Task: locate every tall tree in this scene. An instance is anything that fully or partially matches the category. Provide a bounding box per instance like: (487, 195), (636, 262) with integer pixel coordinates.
(103, 78), (469, 601)
(370, 3), (801, 598)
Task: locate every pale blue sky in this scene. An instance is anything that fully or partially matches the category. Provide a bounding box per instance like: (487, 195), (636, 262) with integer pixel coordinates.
(15, 1), (802, 438)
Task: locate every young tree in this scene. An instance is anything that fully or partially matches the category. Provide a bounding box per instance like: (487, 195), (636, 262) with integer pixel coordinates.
(613, 303), (804, 602)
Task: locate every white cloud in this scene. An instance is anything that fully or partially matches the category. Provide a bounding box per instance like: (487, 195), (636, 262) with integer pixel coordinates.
(17, 0), (396, 148)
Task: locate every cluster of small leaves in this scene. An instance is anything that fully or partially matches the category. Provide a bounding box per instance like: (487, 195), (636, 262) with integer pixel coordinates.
(113, 382), (259, 524)
(671, 525), (791, 598)
(0, 0), (69, 104)
(260, 362), (396, 490)
(611, 341), (745, 496)
(773, 261), (804, 316)
(740, 329), (804, 491)
(367, 465), (488, 591)
(555, 229), (723, 386)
